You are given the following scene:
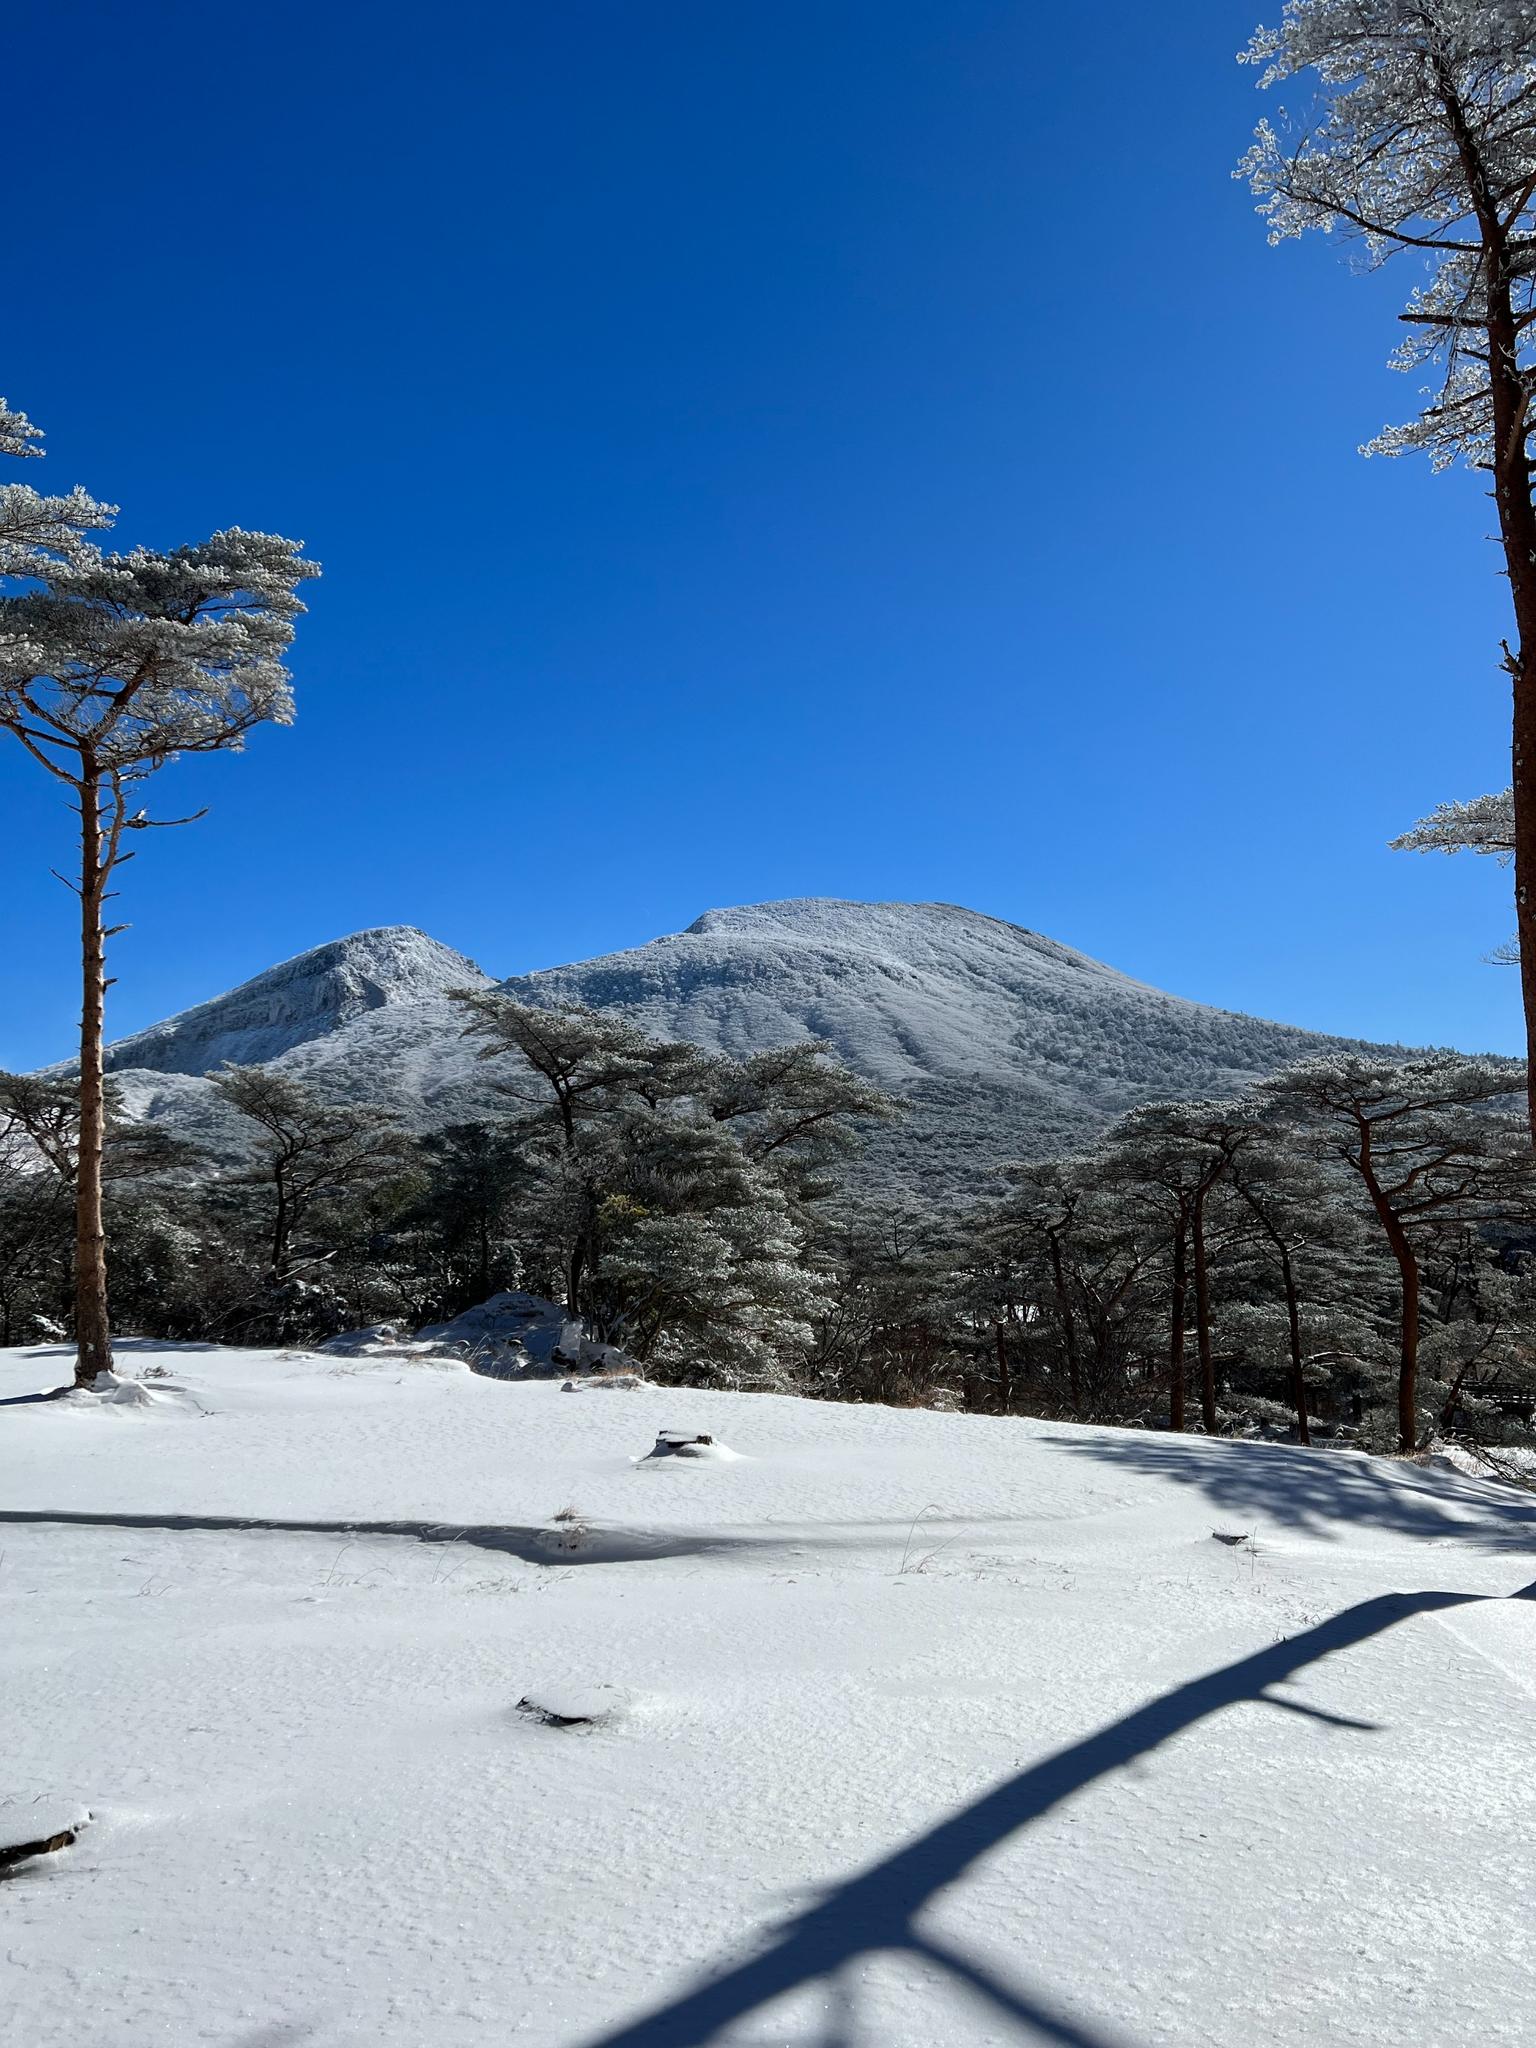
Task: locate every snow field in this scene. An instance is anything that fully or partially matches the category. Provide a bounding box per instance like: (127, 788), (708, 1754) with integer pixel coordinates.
(2, 1342), (1534, 2047)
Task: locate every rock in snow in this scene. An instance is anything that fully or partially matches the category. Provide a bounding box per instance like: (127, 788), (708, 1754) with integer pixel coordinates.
(72, 900), (1392, 1191)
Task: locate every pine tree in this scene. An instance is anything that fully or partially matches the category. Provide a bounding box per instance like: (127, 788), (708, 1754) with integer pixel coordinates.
(211, 1067), (414, 1290)
(0, 400), (318, 1382)
(1096, 1102), (1250, 1433)
(1241, 3), (1536, 1136)
(1256, 1051), (1532, 1449)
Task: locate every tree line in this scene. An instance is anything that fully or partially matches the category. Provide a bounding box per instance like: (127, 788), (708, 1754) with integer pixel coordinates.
(3, 1001), (1533, 1462)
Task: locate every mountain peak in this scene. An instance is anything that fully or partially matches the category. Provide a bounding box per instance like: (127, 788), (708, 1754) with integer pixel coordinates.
(103, 925), (490, 1078)
(676, 897), (1124, 986)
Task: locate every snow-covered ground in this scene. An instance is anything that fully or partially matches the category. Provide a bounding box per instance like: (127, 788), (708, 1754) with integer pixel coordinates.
(3, 1344), (1534, 2048)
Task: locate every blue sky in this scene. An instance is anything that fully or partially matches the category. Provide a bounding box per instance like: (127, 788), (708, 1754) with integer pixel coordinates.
(0, 0), (1520, 1068)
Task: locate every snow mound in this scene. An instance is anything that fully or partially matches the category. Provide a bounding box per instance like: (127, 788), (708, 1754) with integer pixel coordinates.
(1422, 1438), (1536, 1486)
(562, 1373), (648, 1392)
(58, 1373), (197, 1413)
(514, 1684), (633, 1729)
(641, 1429), (741, 1462)
(415, 1293), (643, 1381)
(318, 1324), (468, 1368)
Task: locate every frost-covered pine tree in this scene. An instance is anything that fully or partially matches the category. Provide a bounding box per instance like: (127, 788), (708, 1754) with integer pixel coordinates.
(987, 1161), (1089, 1415)
(0, 400), (318, 1384)
(0, 1104), (71, 1347)
(1392, 788), (1516, 860)
(211, 1067), (413, 1290)
(1256, 1050), (1532, 1449)
(1393, 786), (1520, 957)
(1223, 1136), (1369, 1443)
(1240, 3), (1536, 1134)
(704, 1040), (899, 1200)
(450, 991), (714, 1311)
(1096, 1102), (1251, 1434)
(447, 991), (885, 1382)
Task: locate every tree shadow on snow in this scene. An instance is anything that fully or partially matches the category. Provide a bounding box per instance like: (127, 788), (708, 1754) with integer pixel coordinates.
(0, 1507), (799, 1569)
(1041, 1432), (1536, 1552)
(0, 1508), (1107, 1565)
(19, 1338), (224, 1356)
(572, 1574), (1536, 2048)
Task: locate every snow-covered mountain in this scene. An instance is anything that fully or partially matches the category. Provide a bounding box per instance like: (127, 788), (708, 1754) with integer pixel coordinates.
(92, 900), (1385, 1190)
(496, 898), (1383, 1184)
(103, 926), (491, 1076)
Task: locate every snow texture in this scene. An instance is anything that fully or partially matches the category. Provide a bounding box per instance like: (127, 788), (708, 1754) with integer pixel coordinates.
(3, 1341), (1534, 2047)
(83, 902), (1395, 1191)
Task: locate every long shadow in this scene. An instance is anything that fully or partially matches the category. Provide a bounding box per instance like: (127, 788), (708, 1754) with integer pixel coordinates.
(1043, 1431), (1536, 1552)
(0, 1507), (765, 1569)
(18, 1339), (223, 1356)
(0, 1507), (1127, 1563)
(576, 1574), (1536, 2047)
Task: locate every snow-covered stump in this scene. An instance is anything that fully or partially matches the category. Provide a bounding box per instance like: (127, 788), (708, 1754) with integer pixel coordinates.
(642, 1430), (740, 1462)
(514, 1685), (629, 1730)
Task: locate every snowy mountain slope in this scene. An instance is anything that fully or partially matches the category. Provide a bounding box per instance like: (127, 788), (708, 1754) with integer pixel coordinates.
(87, 900), (1389, 1189)
(3, 1341), (1533, 2048)
(100, 925), (491, 1077)
(498, 898), (1388, 1182)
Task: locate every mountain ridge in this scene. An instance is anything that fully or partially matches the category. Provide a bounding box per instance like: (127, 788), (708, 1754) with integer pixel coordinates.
(489, 897), (1392, 1182)
(82, 898), (1396, 1192)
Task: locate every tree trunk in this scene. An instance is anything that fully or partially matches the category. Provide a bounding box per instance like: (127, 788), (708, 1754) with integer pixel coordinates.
(1168, 1216), (1188, 1432)
(1047, 1227), (1082, 1415)
(1356, 1132), (1422, 1454)
(1278, 1243), (1310, 1447)
(994, 1322), (1011, 1415)
(1439, 72), (1536, 1143)
(1192, 1189), (1217, 1435)
(1497, 332), (1536, 1145)
(568, 1238), (586, 1322)
(1507, 620), (1536, 1145)
(1437, 1362), (1471, 1439)
(1390, 1220), (1421, 1456)
(271, 1166), (290, 1281)
(74, 769), (113, 1386)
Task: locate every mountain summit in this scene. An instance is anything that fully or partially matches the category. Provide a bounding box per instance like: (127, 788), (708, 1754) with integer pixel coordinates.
(84, 899), (1379, 1190)
(102, 926), (490, 1078)
(496, 898), (1373, 1181)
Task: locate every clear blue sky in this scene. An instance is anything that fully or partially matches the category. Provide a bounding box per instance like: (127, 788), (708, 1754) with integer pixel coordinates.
(0, 0), (1521, 1069)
